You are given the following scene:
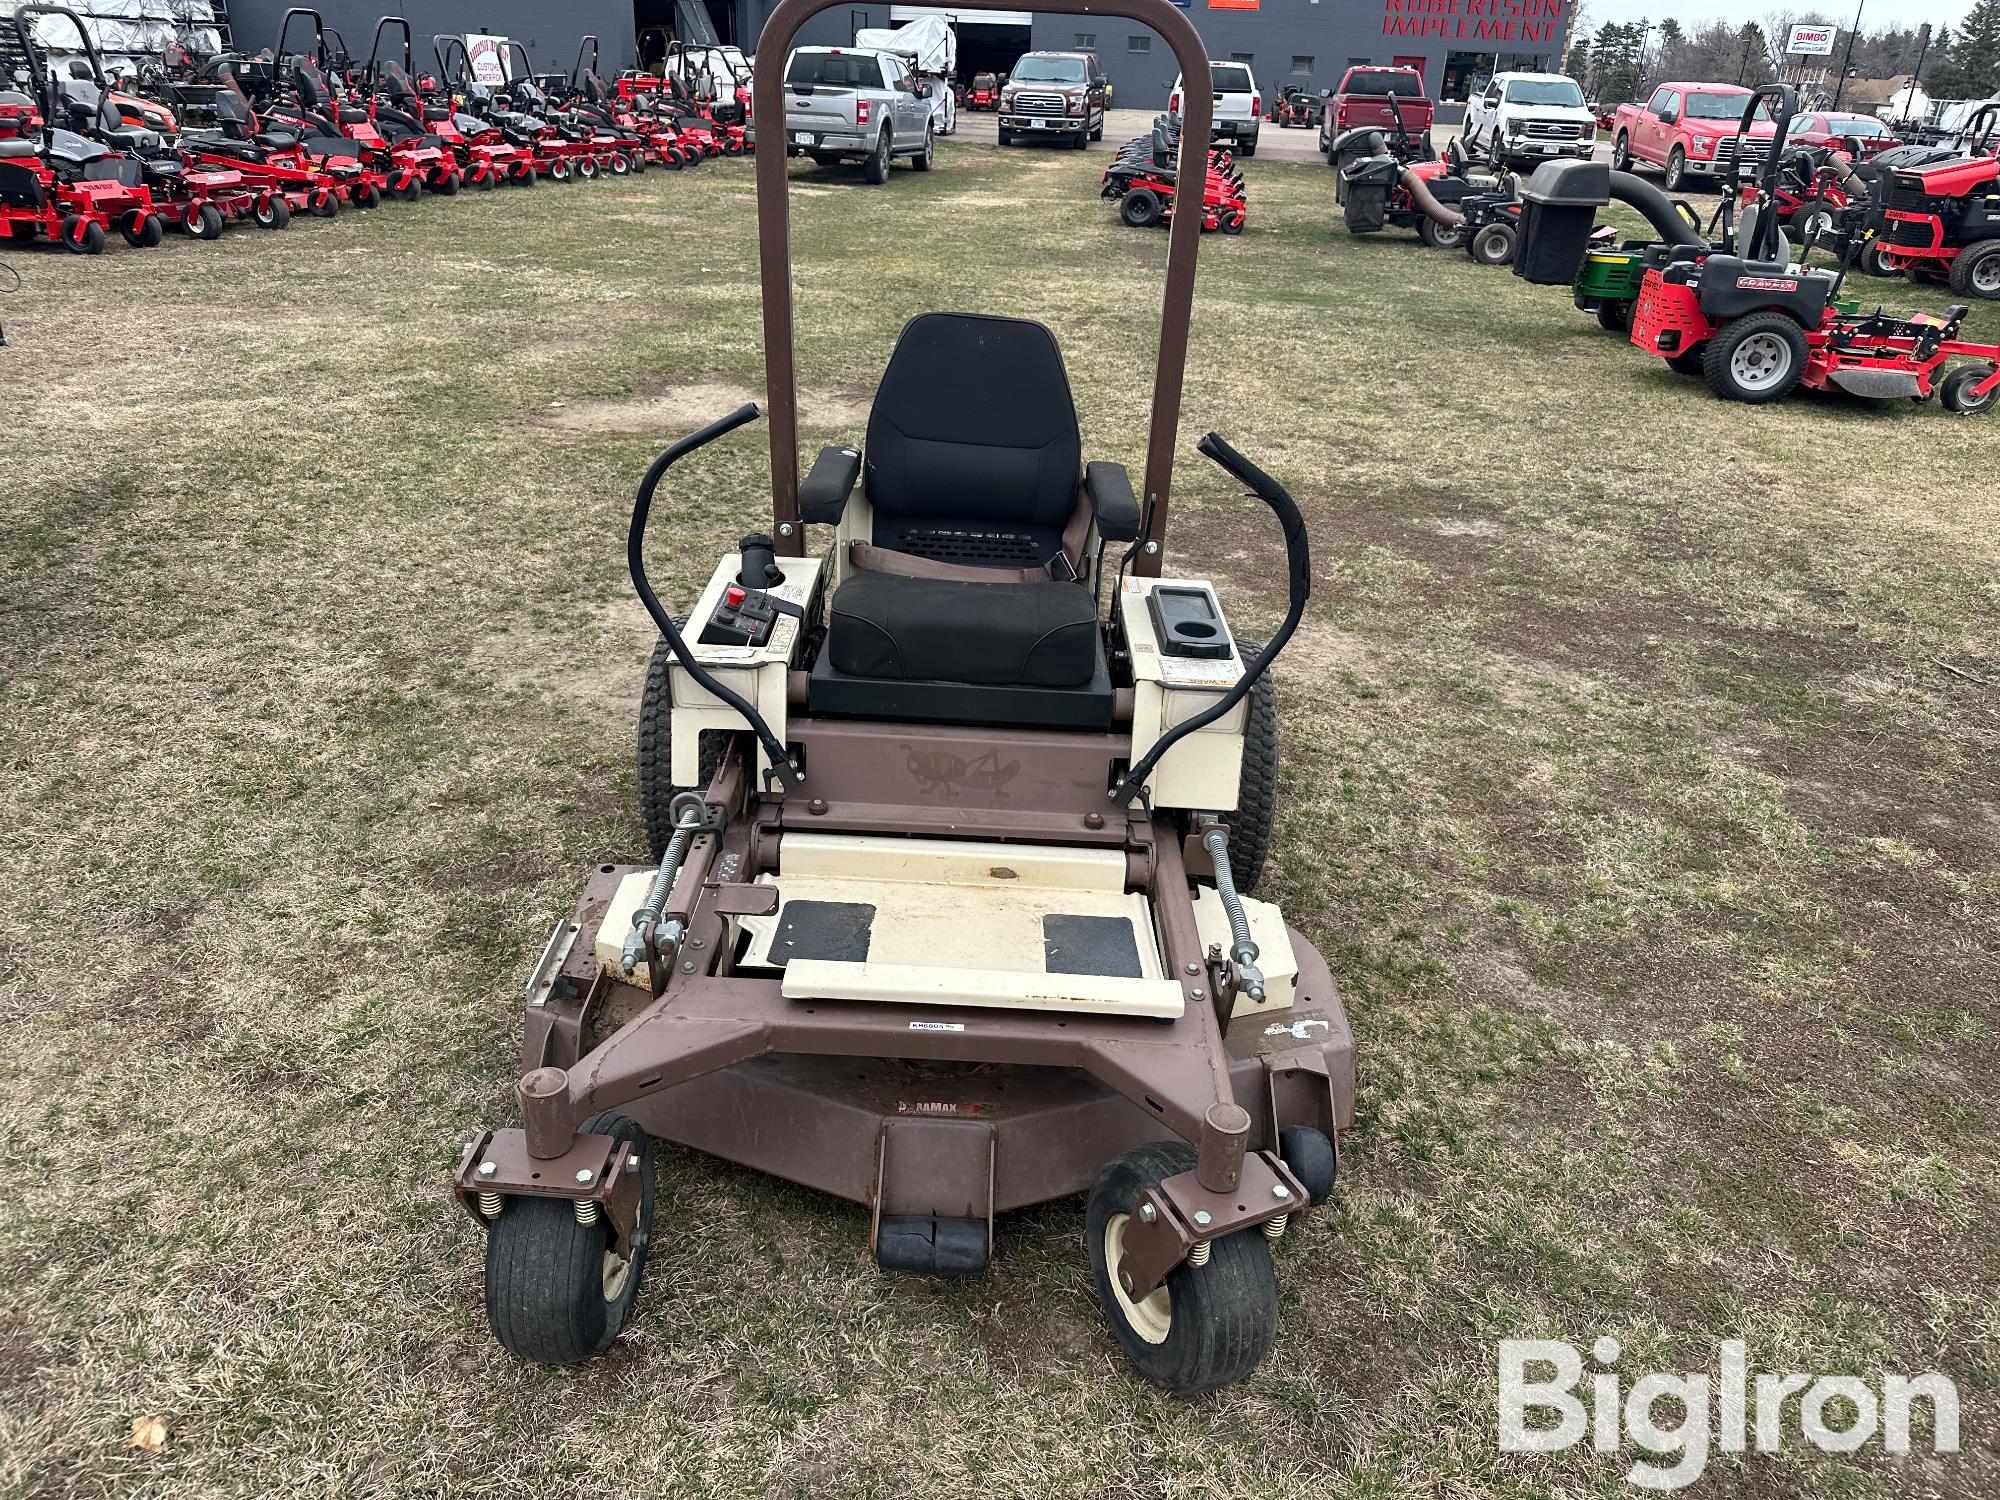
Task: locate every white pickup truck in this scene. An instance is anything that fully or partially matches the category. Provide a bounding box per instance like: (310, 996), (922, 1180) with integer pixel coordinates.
(1170, 61), (1262, 156)
(778, 46), (938, 182)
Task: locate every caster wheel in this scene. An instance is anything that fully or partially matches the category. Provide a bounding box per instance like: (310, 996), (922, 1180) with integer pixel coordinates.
(121, 211), (163, 248)
(436, 171), (461, 196)
(254, 193), (291, 230)
(395, 180), (422, 202)
(1277, 1126), (1336, 1205)
(549, 160), (571, 182)
(185, 202), (226, 240)
(61, 214), (105, 254)
(609, 151), (631, 175)
(578, 157), (599, 180)
(1086, 1141), (1278, 1395)
(356, 184), (382, 210)
(309, 190), (338, 217)
(484, 1111), (655, 1364)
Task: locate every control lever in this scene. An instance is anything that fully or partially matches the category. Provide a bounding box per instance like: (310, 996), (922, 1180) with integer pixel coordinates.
(1110, 433), (1309, 810)
(629, 404), (805, 792)
(736, 531), (783, 589)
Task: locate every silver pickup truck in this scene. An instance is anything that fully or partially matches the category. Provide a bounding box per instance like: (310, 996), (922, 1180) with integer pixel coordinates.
(777, 46), (939, 182)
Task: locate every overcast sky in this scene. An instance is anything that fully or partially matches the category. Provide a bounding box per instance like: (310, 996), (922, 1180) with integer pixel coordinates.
(1582, 0), (1976, 31)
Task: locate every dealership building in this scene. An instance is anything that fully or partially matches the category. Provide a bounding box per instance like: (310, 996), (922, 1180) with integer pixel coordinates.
(228, 0), (1574, 108)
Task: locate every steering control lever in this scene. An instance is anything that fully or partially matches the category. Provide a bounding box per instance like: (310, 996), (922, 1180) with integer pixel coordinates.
(1110, 433), (1309, 809)
(629, 404), (805, 792)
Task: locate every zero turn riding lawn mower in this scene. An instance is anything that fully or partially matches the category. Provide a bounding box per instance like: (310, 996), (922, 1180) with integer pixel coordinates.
(253, 9), (391, 207)
(1873, 103), (2000, 298)
(355, 17), (461, 197)
(170, 57), (352, 217)
(488, 42), (602, 183)
(556, 35), (652, 176)
(428, 35), (534, 187)
(1326, 92), (1468, 248)
(1270, 85), (1318, 130)
(453, 0), (1352, 1396)
(17, 5), (273, 239)
(966, 72), (1000, 111)
(0, 80), (158, 251)
(1523, 87), (2000, 412)
(1102, 113), (1247, 235)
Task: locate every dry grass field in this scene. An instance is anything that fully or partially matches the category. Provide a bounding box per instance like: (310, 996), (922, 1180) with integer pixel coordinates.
(1, 138), (1996, 1498)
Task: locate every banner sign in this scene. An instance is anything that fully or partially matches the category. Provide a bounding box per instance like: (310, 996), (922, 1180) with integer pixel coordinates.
(1787, 23), (1837, 55)
(1210, 0), (1260, 9)
(1382, 0), (1567, 44)
(466, 34), (509, 83)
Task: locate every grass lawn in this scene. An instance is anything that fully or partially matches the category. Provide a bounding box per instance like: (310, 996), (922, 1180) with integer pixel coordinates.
(2, 138), (1996, 1499)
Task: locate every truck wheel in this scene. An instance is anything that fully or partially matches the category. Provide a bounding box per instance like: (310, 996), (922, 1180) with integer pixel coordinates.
(862, 130), (890, 185)
(1663, 147), (1688, 193)
(912, 124), (934, 171)
(1090, 114), (1103, 142)
(1610, 132), (1631, 171)
(1239, 132), (1257, 158)
(1702, 313), (1806, 404)
(1948, 239), (2000, 299)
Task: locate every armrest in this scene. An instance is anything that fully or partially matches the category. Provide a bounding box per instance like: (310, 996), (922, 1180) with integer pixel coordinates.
(1083, 461), (1141, 543)
(799, 445), (861, 525)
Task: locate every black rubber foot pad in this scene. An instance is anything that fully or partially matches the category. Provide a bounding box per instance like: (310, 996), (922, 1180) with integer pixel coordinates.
(772, 900), (875, 966)
(876, 1215), (989, 1276)
(1043, 913), (1143, 977)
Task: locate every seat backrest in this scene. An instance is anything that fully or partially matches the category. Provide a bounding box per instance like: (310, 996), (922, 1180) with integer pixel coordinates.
(863, 313), (1081, 527)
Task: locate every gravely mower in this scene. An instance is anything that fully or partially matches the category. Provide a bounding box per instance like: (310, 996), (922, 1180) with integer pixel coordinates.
(1874, 103), (2000, 297)
(453, 0), (1352, 1395)
(428, 35), (534, 187)
(1102, 114), (1247, 235)
(252, 9), (391, 206)
(355, 17), (460, 196)
(557, 35), (651, 176)
(163, 58), (352, 217)
(1326, 92), (1468, 248)
(966, 71), (999, 111)
(491, 42), (605, 182)
(0, 82), (158, 251)
(17, 6), (272, 238)
(1523, 87), (2000, 412)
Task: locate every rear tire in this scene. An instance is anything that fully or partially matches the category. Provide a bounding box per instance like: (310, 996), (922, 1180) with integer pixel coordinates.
(1226, 637), (1279, 895)
(1595, 300), (1631, 334)
(1120, 186), (1162, 229)
(638, 632), (729, 861)
(862, 130), (891, 184)
(483, 1112), (654, 1365)
(1702, 312), (1807, 404)
(1086, 1142), (1279, 1396)
(912, 124), (934, 171)
(1663, 147), (1687, 193)
(1947, 239), (2000, 299)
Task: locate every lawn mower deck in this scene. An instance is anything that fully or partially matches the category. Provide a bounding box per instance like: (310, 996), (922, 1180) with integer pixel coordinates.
(454, 0), (1354, 1396)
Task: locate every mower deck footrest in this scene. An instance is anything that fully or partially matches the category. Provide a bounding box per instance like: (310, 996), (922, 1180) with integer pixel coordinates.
(783, 958), (1186, 1018)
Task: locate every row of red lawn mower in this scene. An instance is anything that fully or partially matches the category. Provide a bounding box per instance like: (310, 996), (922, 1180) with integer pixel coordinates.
(1101, 114), (1246, 235)
(1, 4), (750, 255)
(1512, 84), (1998, 416)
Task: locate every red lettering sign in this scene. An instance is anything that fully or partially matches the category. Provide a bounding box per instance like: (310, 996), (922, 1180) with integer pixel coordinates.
(1381, 0), (1566, 41)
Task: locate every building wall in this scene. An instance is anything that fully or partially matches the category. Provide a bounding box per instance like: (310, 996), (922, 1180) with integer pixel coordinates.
(228, 0), (636, 74)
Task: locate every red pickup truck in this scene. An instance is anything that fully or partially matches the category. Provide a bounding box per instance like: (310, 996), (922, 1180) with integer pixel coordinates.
(1610, 82), (1775, 192)
(1319, 65), (1435, 162)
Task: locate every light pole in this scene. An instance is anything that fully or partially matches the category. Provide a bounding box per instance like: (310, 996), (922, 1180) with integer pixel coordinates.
(1832, 0), (1865, 109)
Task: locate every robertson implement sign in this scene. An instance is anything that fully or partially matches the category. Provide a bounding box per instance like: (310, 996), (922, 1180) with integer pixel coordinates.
(1383, 0), (1568, 42)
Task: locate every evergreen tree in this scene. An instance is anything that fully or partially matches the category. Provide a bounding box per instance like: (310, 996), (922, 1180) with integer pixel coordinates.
(1926, 0), (2000, 97)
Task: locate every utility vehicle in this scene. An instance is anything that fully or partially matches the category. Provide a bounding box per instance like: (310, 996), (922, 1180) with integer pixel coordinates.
(454, 0), (1352, 1397)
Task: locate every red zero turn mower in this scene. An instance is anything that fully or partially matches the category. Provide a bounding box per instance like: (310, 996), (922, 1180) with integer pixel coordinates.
(454, 0), (1353, 1397)
(1877, 103), (2000, 297)
(1271, 85), (1318, 130)
(1614, 87), (2000, 410)
(1326, 92), (1469, 248)
(0, 84), (156, 251)
(493, 42), (599, 182)
(357, 17), (460, 196)
(256, 8), (390, 207)
(429, 35), (532, 187)
(176, 62), (351, 218)
(561, 35), (652, 175)
(1102, 114), (1247, 234)
(17, 5), (264, 239)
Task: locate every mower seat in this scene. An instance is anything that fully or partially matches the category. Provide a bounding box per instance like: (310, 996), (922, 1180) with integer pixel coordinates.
(810, 313), (1118, 728)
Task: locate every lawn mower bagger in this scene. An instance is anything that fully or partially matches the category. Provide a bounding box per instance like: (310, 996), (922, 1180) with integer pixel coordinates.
(1326, 92), (1467, 248)
(16, 5), (272, 239)
(453, 0), (1352, 1396)
(1521, 86), (2000, 412)
(1102, 113), (1246, 235)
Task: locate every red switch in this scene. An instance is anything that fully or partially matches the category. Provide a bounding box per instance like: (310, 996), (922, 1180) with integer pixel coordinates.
(725, 585), (746, 608)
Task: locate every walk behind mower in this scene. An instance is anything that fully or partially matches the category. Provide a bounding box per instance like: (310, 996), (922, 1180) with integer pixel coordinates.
(454, 0), (1352, 1396)
(0, 83), (158, 251)
(1326, 93), (1468, 248)
(1874, 103), (2000, 297)
(1102, 114), (1246, 234)
(17, 5), (272, 239)
(1270, 85), (1318, 130)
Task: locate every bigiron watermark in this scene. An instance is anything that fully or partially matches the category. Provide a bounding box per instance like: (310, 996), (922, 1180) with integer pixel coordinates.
(1498, 1337), (1961, 1491)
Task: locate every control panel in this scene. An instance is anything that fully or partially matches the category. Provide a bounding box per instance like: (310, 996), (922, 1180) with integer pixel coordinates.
(1118, 576), (1248, 813)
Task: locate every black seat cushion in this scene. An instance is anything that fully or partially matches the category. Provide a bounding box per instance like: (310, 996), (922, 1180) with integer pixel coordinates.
(863, 313), (1082, 532)
(829, 572), (1098, 687)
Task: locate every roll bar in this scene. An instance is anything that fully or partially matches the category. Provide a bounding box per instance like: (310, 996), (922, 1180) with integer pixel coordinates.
(11, 4), (110, 130)
(1729, 82), (1797, 263)
(362, 15), (414, 92)
(273, 7), (327, 69)
(752, 0), (1214, 578)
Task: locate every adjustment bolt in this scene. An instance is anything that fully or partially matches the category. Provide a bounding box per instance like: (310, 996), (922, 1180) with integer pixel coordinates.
(477, 1161), (496, 1177)
(1193, 1210), (1212, 1227)
(1143, 540), (1160, 555)
(1272, 1183), (1291, 1201)
(681, 960), (696, 973)
(1138, 1202), (1157, 1224)
(575, 1169), (593, 1184)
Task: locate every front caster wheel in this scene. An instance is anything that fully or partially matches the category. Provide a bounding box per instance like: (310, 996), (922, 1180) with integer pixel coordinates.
(484, 1111), (655, 1364)
(1086, 1141), (1278, 1395)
